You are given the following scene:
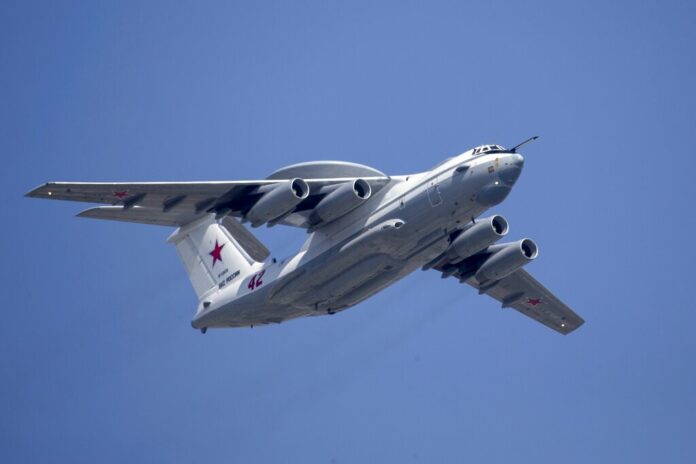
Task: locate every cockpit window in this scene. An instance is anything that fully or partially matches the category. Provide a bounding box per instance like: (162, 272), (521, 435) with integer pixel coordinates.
(471, 144), (507, 156)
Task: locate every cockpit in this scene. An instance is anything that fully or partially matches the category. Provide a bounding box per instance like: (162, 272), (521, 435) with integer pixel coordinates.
(471, 144), (507, 156)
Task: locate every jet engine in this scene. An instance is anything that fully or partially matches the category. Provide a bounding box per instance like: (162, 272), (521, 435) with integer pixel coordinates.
(475, 238), (538, 282)
(312, 179), (372, 224)
(447, 215), (509, 262)
(246, 178), (310, 227)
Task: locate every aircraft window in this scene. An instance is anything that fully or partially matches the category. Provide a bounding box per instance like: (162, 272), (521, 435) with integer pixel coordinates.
(475, 145), (506, 153)
(471, 145), (506, 156)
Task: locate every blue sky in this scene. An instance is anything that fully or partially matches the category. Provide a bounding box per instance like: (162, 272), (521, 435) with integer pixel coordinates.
(2, 1), (695, 462)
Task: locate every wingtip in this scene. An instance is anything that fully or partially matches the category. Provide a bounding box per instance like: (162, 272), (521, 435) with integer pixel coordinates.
(25, 182), (52, 198)
(560, 317), (585, 335)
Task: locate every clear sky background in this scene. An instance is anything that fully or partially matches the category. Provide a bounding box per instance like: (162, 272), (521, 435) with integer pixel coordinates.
(2, 1), (695, 462)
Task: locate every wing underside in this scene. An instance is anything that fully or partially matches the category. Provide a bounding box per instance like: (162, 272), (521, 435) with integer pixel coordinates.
(26, 175), (390, 228)
(433, 254), (584, 334)
(463, 269), (584, 334)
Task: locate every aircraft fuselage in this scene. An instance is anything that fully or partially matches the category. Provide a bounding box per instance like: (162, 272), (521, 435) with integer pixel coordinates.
(193, 151), (524, 328)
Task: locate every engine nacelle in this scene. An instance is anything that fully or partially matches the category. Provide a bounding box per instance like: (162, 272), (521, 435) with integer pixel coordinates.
(246, 178), (310, 227)
(447, 215), (509, 262)
(475, 238), (538, 282)
(313, 179), (372, 224)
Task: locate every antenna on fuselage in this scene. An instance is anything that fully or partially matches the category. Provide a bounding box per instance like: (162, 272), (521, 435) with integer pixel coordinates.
(510, 135), (539, 153)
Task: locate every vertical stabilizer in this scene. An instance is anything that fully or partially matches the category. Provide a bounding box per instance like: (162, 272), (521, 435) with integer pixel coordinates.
(168, 215), (266, 300)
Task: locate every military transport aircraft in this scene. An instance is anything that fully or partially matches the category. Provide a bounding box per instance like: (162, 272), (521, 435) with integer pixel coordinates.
(26, 137), (584, 334)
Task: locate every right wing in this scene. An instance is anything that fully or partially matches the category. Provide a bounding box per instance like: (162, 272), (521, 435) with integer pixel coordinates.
(461, 269), (584, 335)
(432, 252), (584, 335)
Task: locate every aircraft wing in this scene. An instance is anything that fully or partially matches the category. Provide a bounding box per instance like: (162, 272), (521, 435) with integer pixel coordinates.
(26, 176), (390, 228)
(434, 263), (584, 334)
(465, 269), (584, 334)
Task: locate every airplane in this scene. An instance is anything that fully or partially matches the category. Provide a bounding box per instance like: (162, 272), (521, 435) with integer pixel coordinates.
(26, 137), (584, 335)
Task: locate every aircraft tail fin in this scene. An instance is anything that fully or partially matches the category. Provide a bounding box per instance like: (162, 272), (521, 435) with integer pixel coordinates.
(167, 215), (268, 300)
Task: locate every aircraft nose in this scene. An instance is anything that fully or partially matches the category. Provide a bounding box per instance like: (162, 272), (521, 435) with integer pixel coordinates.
(498, 153), (524, 185)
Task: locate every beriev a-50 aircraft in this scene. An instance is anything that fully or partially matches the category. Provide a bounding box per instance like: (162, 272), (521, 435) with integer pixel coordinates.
(27, 138), (584, 334)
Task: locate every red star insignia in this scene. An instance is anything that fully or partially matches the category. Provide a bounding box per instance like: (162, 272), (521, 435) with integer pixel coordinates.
(527, 297), (542, 306)
(209, 240), (225, 267)
(113, 190), (129, 199)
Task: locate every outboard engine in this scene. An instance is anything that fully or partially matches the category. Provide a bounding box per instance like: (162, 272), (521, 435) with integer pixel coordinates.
(475, 238), (538, 282)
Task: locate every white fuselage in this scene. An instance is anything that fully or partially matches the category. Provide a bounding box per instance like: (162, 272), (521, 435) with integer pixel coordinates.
(193, 150), (524, 328)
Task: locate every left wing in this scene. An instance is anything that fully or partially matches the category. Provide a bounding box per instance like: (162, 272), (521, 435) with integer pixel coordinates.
(26, 176), (389, 228)
(433, 264), (584, 335)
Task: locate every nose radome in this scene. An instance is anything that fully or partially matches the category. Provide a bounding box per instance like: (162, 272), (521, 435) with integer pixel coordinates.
(498, 153), (524, 185)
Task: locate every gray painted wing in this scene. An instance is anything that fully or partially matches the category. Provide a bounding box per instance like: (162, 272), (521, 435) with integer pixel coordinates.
(26, 180), (271, 227)
(463, 269), (584, 335)
(25, 181), (268, 207)
(26, 178), (389, 228)
(77, 205), (203, 226)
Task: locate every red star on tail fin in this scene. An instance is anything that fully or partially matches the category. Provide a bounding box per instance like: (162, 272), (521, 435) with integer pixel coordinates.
(209, 240), (225, 267)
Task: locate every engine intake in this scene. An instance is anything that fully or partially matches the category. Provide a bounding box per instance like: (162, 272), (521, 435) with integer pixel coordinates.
(246, 178), (310, 227)
(447, 215), (509, 262)
(475, 238), (538, 282)
(312, 179), (372, 224)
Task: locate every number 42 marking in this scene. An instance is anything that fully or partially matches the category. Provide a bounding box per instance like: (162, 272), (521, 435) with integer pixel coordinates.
(247, 270), (265, 291)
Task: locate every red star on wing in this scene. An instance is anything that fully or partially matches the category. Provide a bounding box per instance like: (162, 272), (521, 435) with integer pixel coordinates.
(209, 240), (225, 267)
(527, 297), (542, 306)
(113, 190), (129, 199)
